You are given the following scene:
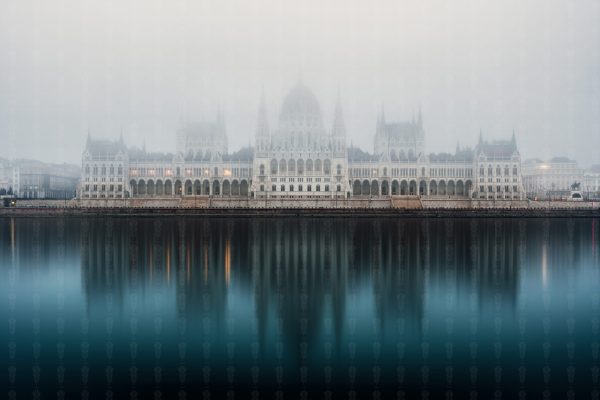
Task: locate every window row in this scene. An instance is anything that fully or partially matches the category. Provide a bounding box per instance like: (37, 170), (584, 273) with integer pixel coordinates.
(265, 159), (338, 175)
(129, 166), (251, 178)
(478, 185), (520, 193)
(269, 184), (341, 192)
(85, 164), (123, 176)
(479, 165), (519, 176)
(84, 184), (124, 192)
(429, 168), (473, 178)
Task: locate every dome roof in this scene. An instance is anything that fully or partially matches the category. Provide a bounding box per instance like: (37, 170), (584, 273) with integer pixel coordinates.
(279, 82), (323, 128)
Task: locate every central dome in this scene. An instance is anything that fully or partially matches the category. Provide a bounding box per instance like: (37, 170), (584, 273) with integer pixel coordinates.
(279, 82), (323, 129)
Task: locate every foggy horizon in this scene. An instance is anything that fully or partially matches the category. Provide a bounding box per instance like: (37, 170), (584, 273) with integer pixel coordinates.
(1, 0), (599, 166)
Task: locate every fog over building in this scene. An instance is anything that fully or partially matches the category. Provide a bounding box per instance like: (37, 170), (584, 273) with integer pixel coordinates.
(1, 0), (599, 168)
(80, 82), (525, 200)
(0, 158), (79, 199)
(522, 157), (585, 199)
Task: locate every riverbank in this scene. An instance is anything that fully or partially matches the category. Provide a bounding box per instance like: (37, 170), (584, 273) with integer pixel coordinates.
(1, 197), (599, 218)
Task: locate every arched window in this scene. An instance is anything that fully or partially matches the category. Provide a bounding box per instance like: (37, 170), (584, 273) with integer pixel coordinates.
(259, 164), (265, 175)
(337, 164), (342, 175)
(324, 159), (331, 174)
(496, 165), (501, 175)
(383, 167), (387, 176)
(306, 159), (313, 172)
(85, 165), (90, 174)
(279, 159), (287, 173)
(488, 165), (493, 175)
(288, 159), (295, 173)
(513, 165), (518, 176)
(315, 159), (322, 172)
(281, 184), (285, 192)
(270, 159), (278, 174)
(504, 165), (509, 175)
(297, 159), (304, 175)
(479, 165), (484, 175)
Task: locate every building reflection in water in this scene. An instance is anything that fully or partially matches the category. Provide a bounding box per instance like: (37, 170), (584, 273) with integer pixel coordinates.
(76, 218), (594, 348)
(1, 217), (599, 397)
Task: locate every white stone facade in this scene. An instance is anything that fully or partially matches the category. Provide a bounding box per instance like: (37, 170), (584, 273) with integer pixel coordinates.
(251, 83), (349, 198)
(79, 82), (525, 201)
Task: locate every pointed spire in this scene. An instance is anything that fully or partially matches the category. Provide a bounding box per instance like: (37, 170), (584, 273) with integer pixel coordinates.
(216, 105), (227, 141)
(418, 106), (423, 128)
(332, 89), (346, 137)
(86, 128), (91, 148)
(511, 129), (517, 147)
(256, 89), (269, 137)
(478, 129), (483, 146)
(376, 103), (385, 134)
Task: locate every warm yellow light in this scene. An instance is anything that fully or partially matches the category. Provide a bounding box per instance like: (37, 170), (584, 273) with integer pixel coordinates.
(224, 169), (232, 177)
(539, 165), (550, 170)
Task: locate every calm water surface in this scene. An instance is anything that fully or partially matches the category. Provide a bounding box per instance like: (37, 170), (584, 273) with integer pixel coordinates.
(1, 217), (600, 399)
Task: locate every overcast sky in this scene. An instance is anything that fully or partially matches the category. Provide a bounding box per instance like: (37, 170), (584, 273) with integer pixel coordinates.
(1, 0), (599, 166)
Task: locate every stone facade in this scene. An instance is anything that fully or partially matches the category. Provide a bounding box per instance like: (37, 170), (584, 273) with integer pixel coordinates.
(251, 83), (349, 198)
(79, 82), (525, 201)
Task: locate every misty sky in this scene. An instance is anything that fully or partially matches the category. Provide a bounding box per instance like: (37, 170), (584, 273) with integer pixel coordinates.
(1, 0), (599, 166)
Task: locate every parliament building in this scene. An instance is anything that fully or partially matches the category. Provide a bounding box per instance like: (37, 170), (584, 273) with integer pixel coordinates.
(79, 82), (525, 201)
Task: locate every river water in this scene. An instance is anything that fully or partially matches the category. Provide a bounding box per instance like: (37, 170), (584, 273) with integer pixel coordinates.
(1, 217), (599, 399)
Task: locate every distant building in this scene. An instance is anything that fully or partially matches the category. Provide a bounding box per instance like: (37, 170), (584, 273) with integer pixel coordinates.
(0, 158), (11, 191)
(79, 81), (525, 201)
(5, 160), (80, 199)
(584, 165), (600, 198)
(522, 157), (584, 199)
